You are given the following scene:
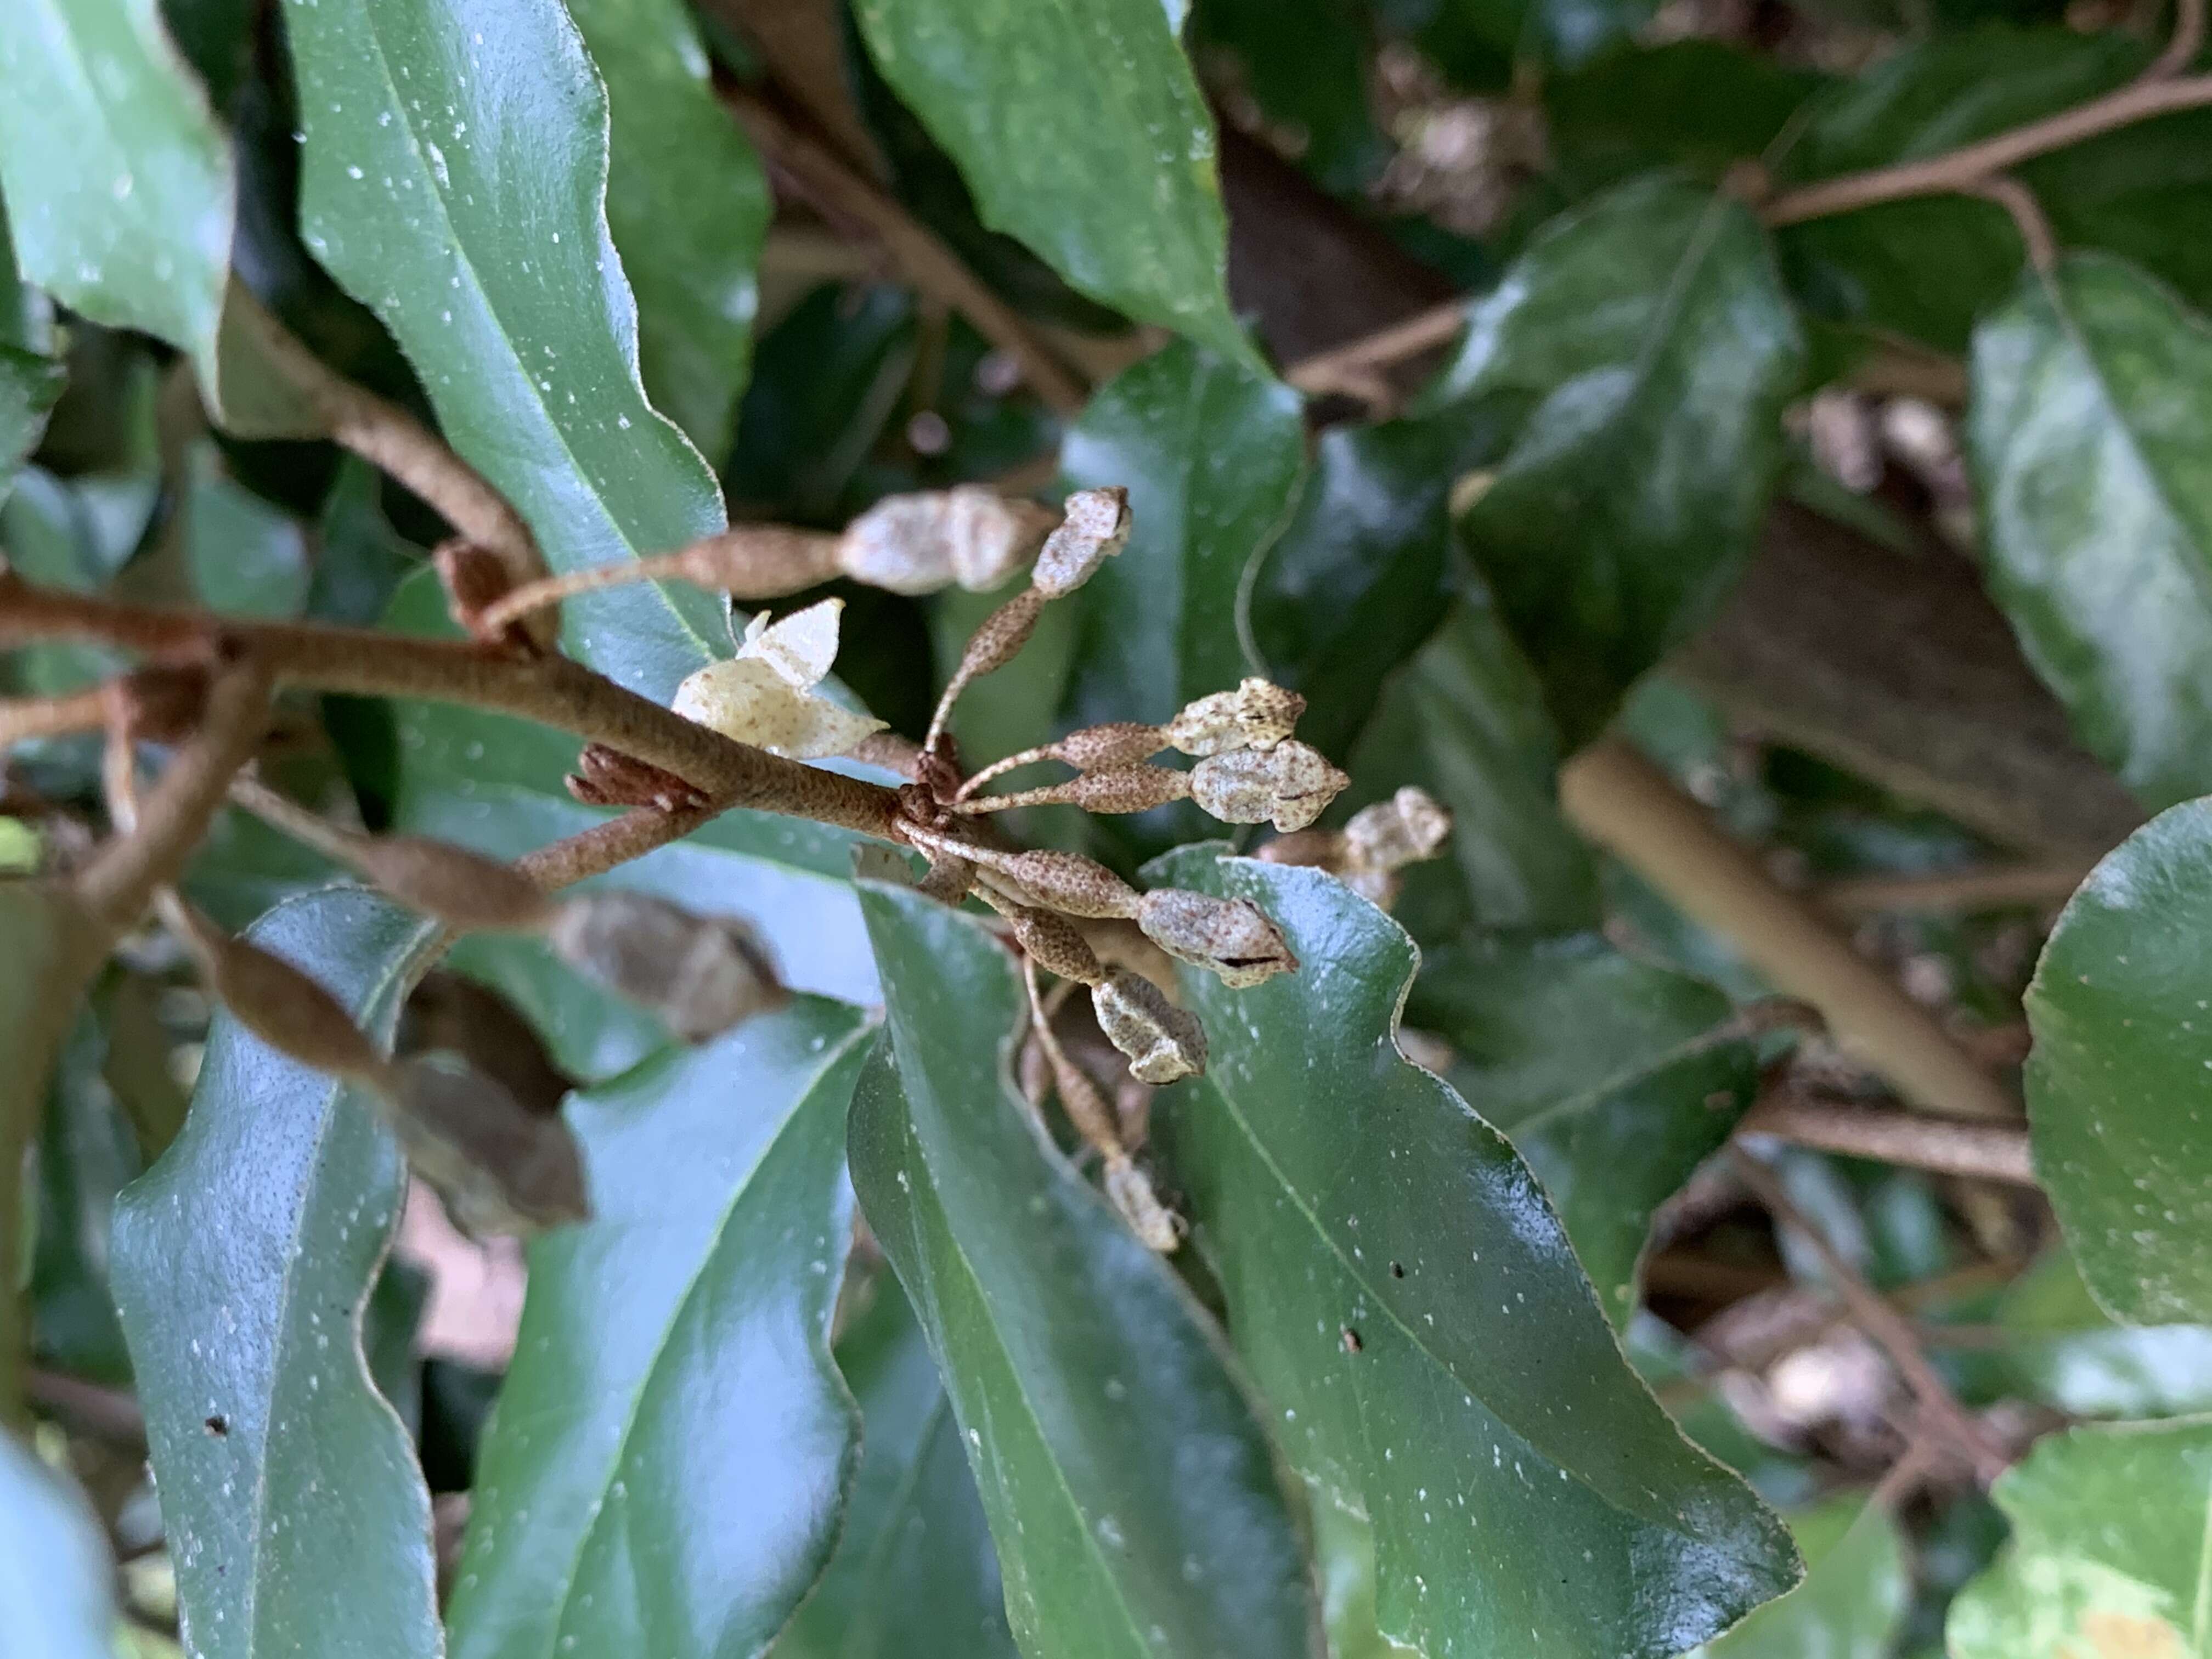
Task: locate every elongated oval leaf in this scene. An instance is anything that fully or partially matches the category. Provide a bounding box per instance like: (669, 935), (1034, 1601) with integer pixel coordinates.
(2024, 799), (2212, 1324)
(1427, 173), (1803, 746)
(280, 0), (729, 697)
(1063, 340), (1305, 730)
(0, 1433), (117, 1659)
(1692, 1497), (1905, 1659)
(1969, 253), (2212, 811)
(1946, 1417), (2212, 1658)
(1409, 932), (1758, 1328)
(850, 0), (1250, 362)
(567, 0), (768, 459)
(447, 997), (872, 1659)
(1146, 849), (1798, 1659)
(774, 1277), (1017, 1659)
(0, 0), (231, 372)
(111, 889), (444, 1659)
(851, 878), (1323, 1659)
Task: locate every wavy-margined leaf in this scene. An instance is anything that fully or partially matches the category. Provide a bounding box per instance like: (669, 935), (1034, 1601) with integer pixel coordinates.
(2024, 799), (2212, 1324)
(447, 997), (872, 1659)
(1777, 27), (2212, 352)
(849, 0), (1250, 362)
(1426, 173), (1803, 747)
(1147, 849), (1798, 1659)
(1408, 932), (1758, 1328)
(0, 0), (231, 374)
(111, 890), (443, 1659)
(567, 0), (768, 460)
(1946, 1417), (2212, 1658)
(1691, 1497), (1906, 1658)
(280, 0), (730, 698)
(774, 1277), (1017, 1659)
(850, 878), (1324, 1659)
(1251, 405), (1512, 760)
(0, 1432), (117, 1659)
(1968, 254), (2212, 811)
(1977, 1245), (2212, 1421)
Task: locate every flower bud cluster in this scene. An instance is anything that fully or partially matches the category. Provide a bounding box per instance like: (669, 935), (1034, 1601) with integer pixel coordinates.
(1255, 785), (1452, 909)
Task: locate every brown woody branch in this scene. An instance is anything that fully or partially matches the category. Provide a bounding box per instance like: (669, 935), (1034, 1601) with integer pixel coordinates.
(1739, 1090), (2036, 1186)
(0, 579), (902, 842)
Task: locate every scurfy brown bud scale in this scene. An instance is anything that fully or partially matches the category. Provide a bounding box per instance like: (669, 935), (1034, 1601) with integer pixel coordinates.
(1136, 889), (1298, 988)
(1006, 905), (1104, 984)
(1092, 968), (1207, 1083)
(348, 835), (552, 933)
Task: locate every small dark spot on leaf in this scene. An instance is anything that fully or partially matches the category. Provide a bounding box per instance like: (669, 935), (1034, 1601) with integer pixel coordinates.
(205, 1414), (228, 1437)
(1341, 1326), (1363, 1353)
(1389, 1261), (1405, 1278)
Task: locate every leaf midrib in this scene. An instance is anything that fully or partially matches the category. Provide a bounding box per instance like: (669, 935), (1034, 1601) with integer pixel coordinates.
(344, 9), (723, 676)
(1200, 1059), (1727, 1547)
(888, 1077), (1158, 1659)
(537, 1018), (873, 1659)
(236, 917), (443, 1657)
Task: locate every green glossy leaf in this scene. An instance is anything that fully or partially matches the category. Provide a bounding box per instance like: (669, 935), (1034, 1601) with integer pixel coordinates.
(183, 441), (310, 619)
(1947, 1417), (2212, 1658)
(447, 997), (872, 1659)
(1065, 340), (1306, 729)
(1778, 27), (2212, 351)
(2024, 798), (2212, 1324)
(111, 889), (443, 1659)
(280, 0), (730, 698)
(1408, 932), (1758, 1327)
(1429, 174), (1803, 745)
(850, 0), (1250, 362)
(774, 1277), (1017, 1659)
(1252, 406), (1510, 760)
(381, 572), (879, 1005)
(567, 0), (768, 460)
(1062, 338), (1306, 851)
(0, 340), (64, 507)
(1147, 848), (1798, 1659)
(1545, 44), (1822, 198)
(0, 1432), (117, 1659)
(0, 0), (232, 372)
(1692, 1497), (1906, 1658)
(1345, 596), (1598, 937)
(308, 457), (421, 629)
(850, 879), (1323, 1659)
(1968, 253), (2212, 811)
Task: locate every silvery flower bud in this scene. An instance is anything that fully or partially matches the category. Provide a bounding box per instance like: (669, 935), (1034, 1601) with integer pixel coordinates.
(547, 891), (787, 1041)
(379, 1052), (589, 1238)
(1006, 905), (1104, 984)
(838, 487), (1057, 594)
(1091, 968), (1207, 1083)
(1342, 786), (1451, 874)
(1104, 1154), (1183, 1253)
(1030, 487), (1130, 597)
(1053, 721), (1169, 770)
(995, 850), (1142, 918)
(1165, 678), (1306, 758)
(1135, 889), (1297, 988)
(677, 526), (840, 596)
(1189, 740), (1348, 833)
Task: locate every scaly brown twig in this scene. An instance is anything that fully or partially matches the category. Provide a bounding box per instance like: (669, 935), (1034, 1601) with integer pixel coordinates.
(1739, 1090), (2036, 1186)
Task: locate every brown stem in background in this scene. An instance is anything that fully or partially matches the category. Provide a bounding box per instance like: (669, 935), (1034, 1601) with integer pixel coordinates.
(1560, 737), (2017, 1124)
(514, 801), (721, 890)
(1967, 177), (2059, 272)
(76, 658), (274, 931)
(1285, 301), (1466, 399)
(2146, 0), (2206, 80)
(1760, 74), (2212, 225)
(0, 582), (903, 841)
(726, 91), (1090, 416)
(0, 686), (110, 752)
(1813, 860), (2094, 917)
(1730, 1148), (2012, 1483)
(1739, 1091), (2037, 1186)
